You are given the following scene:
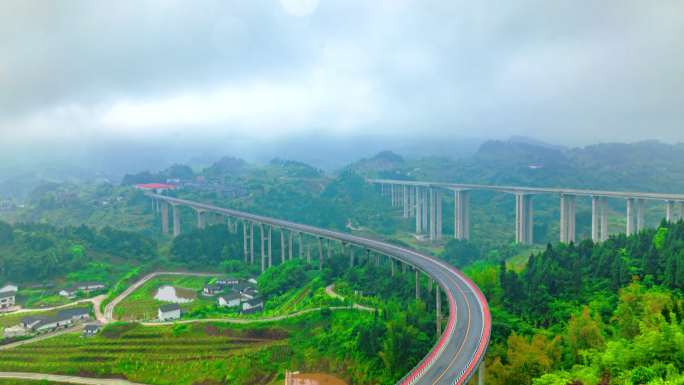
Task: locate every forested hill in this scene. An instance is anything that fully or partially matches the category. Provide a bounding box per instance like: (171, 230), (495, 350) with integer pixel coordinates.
(358, 140), (684, 193)
(481, 220), (684, 385)
(0, 221), (156, 283)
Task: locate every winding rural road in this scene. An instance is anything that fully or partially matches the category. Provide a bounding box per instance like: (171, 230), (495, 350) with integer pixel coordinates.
(0, 371), (148, 385)
(149, 193), (491, 385)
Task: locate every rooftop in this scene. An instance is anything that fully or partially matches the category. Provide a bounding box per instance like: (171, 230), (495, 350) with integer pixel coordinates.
(159, 303), (181, 312)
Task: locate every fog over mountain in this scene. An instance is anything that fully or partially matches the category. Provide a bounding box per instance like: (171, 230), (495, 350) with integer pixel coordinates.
(1, 0), (683, 177)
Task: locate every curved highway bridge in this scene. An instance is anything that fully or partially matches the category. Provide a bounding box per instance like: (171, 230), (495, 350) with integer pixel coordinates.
(147, 193), (491, 385)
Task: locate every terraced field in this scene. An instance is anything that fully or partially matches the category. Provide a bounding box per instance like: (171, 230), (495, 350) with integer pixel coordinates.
(0, 322), (291, 385)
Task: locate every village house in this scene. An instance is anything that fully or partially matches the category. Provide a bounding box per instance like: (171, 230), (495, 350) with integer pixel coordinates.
(216, 277), (239, 287)
(18, 307), (90, 334)
(0, 284), (18, 293)
(202, 283), (224, 296)
(217, 291), (242, 308)
(3, 325), (27, 338)
(0, 291), (16, 309)
(83, 323), (101, 337)
(241, 297), (264, 314)
(59, 282), (106, 298)
(158, 304), (181, 321)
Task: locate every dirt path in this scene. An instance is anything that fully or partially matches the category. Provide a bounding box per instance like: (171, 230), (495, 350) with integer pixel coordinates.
(7, 295), (106, 315)
(104, 271), (215, 322)
(325, 284), (375, 311)
(0, 371), (149, 385)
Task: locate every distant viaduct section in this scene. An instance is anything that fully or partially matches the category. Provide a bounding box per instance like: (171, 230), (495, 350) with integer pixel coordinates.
(147, 193), (491, 385)
(370, 178), (684, 245)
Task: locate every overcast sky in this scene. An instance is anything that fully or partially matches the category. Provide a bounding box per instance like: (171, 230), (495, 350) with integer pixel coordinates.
(1, 0), (683, 160)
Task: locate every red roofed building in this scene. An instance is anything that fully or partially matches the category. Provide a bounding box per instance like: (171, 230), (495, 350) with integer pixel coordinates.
(134, 183), (176, 193)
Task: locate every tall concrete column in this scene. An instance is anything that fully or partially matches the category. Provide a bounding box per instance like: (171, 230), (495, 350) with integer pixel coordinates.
(436, 190), (443, 240)
(161, 202), (169, 234)
(568, 195), (575, 243)
(626, 198), (636, 236)
(327, 239), (332, 261)
(196, 209), (205, 229)
(560, 194), (567, 243)
(559, 194), (575, 243)
(600, 197), (609, 241)
(299, 233), (304, 259)
(665, 200), (674, 222)
(307, 245), (311, 263)
(591, 196), (600, 242)
(242, 221), (249, 262)
(250, 223), (255, 264)
(454, 190), (470, 240)
(280, 230), (286, 264)
(288, 232), (293, 261)
(260, 224), (266, 273)
(403, 185), (409, 218)
(415, 187), (423, 233)
(268, 226), (272, 268)
(172, 204), (181, 237)
(415, 269), (420, 299)
(516, 194), (533, 244)
(429, 189), (436, 241)
(390, 184), (396, 207)
(436, 287), (442, 336)
(409, 185), (415, 218)
(318, 238), (323, 270)
(422, 188), (429, 234)
(637, 199), (646, 232)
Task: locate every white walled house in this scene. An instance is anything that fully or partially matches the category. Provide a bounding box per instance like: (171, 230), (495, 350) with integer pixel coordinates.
(0, 291), (16, 309)
(218, 292), (241, 308)
(158, 304), (181, 321)
(0, 284), (18, 293)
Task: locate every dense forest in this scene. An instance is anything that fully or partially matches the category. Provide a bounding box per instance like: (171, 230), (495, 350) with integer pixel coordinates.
(0, 220), (156, 283)
(476, 220), (684, 385)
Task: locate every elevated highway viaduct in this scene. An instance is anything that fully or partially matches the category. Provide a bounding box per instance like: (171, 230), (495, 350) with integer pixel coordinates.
(147, 193), (491, 385)
(370, 178), (684, 245)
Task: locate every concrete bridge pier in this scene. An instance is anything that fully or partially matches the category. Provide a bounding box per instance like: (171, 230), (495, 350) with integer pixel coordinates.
(268, 226), (272, 268)
(403, 185), (409, 218)
(626, 198), (636, 236)
(260, 224), (266, 272)
(318, 238), (324, 270)
(436, 190), (443, 240)
(250, 223), (255, 264)
(172, 204), (181, 237)
(161, 202), (169, 234)
(409, 185), (415, 218)
(665, 200), (674, 222)
(288, 231), (293, 261)
(415, 186), (423, 234)
(591, 196), (602, 242)
(454, 190), (470, 240)
(242, 221), (249, 262)
(559, 194), (575, 243)
(195, 209), (205, 229)
(422, 188), (429, 235)
(516, 193), (533, 244)
(600, 197), (609, 241)
(299, 233), (304, 260)
(280, 230), (286, 264)
(429, 189), (437, 241)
